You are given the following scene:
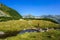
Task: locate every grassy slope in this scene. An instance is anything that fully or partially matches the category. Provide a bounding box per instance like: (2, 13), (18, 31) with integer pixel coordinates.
(0, 20), (59, 40)
(2, 30), (60, 40)
(0, 20), (59, 32)
(0, 4), (22, 20)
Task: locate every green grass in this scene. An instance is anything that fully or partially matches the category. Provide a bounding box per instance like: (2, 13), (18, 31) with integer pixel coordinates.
(0, 20), (60, 40)
(0, 20), (59, 32)
(0, 3), (22, 20)
(2, 30), (60, 40)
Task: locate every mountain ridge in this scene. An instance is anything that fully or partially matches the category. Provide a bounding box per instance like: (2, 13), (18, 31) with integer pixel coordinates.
(40, 15), (60, 23)
(0, 3), (22, 21)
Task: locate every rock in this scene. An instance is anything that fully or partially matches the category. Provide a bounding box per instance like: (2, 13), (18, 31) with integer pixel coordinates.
(0, 31), (5, 35)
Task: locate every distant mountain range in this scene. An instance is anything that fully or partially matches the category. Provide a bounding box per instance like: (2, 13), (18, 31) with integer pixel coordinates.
(23, 14), (60, 23)
(40, 15), (60, 24)
(0, 3), (22, 21)
(0, 3), (60, 23)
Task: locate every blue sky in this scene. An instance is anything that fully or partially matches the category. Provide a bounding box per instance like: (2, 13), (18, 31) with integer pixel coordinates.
(0, 0), (60, 16)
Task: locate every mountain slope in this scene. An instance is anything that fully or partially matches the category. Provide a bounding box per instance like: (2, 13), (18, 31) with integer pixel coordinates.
(40, 15), (60, 24)
(0, 3), (22, 20)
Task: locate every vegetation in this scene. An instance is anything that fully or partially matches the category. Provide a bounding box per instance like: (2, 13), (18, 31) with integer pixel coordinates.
(23, 16), (59, 24)
(0, 3), (60, 40)
(0, 3), (22, 20)
(0, 30), (59, 40)
(0, 19), (59, 40)
(39, 18), (59, 24)
(0, 20), (59, 32)
(0, 17), (13, 22)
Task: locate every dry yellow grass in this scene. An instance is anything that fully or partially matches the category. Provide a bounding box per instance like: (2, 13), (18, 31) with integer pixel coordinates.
(0, 20), (59, 32)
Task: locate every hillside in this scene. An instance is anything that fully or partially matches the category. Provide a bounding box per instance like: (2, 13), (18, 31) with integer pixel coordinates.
(0, 20), (59, 40)
(22, 15), (60, 24)
(0, 3), (22, 21)
(40, 15), (60, 24)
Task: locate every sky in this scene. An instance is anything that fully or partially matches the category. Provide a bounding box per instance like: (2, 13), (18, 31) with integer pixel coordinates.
(0, 0), (60, 16)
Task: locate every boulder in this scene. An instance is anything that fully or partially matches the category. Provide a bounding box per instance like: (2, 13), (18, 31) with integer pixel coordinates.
(0, 31), (5, 36)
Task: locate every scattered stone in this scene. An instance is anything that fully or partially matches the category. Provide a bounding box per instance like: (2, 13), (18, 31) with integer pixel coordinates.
(0, 31), (5, 35)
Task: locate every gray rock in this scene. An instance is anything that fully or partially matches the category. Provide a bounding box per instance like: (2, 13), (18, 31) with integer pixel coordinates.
(0, 31), (5, 35)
